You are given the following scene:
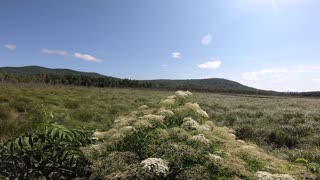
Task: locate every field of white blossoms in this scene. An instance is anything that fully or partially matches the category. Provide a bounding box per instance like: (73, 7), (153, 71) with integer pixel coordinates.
(83, 91), (315, 179)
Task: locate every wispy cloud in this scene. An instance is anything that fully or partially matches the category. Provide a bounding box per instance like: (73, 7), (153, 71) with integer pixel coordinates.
(272, 0), (279, 12)
(201, 35), (212, 46)
(242, 65), (320, 81)
(171, 52), (181, 59)
(4, 44), (16, 50)
(74, 52), (102, 63)
(241, 65), (320, 91)
(41, 49), (103, 63)
(161, 64), (168, 67)
(41, 48), (67, 56)
(198, 60), (222, 69)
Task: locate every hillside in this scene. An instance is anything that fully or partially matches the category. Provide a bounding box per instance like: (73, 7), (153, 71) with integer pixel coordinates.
(0, 66), (318, 96)
(151, 78), (262, 93)
(0, 66), (109, 78)
(0, 66), (266, 94)
(0, 66), (153, 88)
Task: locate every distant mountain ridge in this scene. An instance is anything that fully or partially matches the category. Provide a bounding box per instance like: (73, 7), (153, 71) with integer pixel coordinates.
(0, 66), (109, 78)
(0, 66), (318, 96)
(150, 78), (259, 92)
(0, 66), (261, 93)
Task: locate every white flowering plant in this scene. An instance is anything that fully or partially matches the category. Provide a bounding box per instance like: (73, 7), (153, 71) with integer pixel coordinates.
(81, 90), (307, 179)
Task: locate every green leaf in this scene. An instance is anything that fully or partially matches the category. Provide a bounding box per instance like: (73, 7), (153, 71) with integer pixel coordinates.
(50, 127), (59, 139)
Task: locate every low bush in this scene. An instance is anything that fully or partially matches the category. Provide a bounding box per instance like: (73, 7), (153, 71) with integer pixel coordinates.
(84, 91), (246, 179)
(9, 97), (35, 113)
(0, 123), (94, 179)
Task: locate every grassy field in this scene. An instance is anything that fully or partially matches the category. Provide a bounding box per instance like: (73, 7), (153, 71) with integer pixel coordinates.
(196, 93), (320, 174)
(0, 84), (320, 177)
(0, 84), (172, 142)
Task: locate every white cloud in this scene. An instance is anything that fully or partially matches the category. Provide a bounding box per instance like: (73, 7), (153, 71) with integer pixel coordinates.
(242, 65), (320, 81)
(41, 48), (67, 56)
(4, 44), (16, 50)
(198, 60), (222, 69)
(312, 78), (320, 83)
(241, 65), (320, 91)
(171, 52), (181, 59)
(161, 64), (168, 67)
(74, 52), (102, 63)
(201, 35), (212, 46)
(242, 72), (259, 81)
(272, 0), (279, 12)
(248, 57), (257, 61)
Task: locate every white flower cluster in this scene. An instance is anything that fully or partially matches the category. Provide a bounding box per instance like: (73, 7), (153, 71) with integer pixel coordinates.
(113, 116), (132, 128)
(256, 171), (294, 180)
(184, 102), (201, 110)
(157, 108), (174, 117)
(90, 144), (103, 151)
(181, 117), (213, 132)
(133, 120), (153, 129)
(138, 105), (149, 110)
(191, 134), (211, 144)
(184, 102), (209, 118)
(181, 117), (199, 130)
(209, 153), (223, 163)
(160, 98), (175, 106)
(143, 114), (165, 122)
(167, 95), (176, 99)
(119, 126), (136, 134)
(198, 124), (211, 131)
(109, 132), (125, 142)
(175, 90), (193, 99)
(92, 131), (107, 139)
(141, 158), (169, 176)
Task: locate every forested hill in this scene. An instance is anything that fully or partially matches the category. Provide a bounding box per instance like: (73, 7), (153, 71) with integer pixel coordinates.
(150, 78), (259, 93)
(0, 66), (263, 94)
(0, 66), (153, 88)
(0, 66), (319, 96)
(0, 66), (107, 78)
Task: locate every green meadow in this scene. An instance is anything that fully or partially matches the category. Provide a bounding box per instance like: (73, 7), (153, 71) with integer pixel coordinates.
(0, 84), (319, 178)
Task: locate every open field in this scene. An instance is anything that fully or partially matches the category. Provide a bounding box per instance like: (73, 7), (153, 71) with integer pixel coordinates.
(0, 84), (320, 178)
(0, 84), (173, 142)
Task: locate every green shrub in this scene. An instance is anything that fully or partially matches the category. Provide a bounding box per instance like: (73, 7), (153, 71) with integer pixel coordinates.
(0, 119), (18, 143)
(0, 124), (94, 179)
(307, 162), (320, 175)
(239, 152), (265, 172)
(268, 131), (299, 148)
(25, 105), (53, 130)
(9, 97), (34, 113)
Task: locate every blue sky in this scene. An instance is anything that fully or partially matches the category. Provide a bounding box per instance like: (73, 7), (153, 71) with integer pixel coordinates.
(1, 0), (320, 91)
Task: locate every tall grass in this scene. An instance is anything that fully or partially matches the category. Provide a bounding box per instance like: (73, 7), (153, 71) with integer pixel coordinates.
(0, 84), (319, 176)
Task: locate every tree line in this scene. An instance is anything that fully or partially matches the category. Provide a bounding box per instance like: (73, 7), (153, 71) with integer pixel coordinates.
(0, 72), (154, 88)
(0, 71), (319, 97)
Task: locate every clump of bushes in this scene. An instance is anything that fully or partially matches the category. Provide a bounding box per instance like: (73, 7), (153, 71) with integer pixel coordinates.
(83, 91), (247, 179)
(9, 96), (35, 113)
